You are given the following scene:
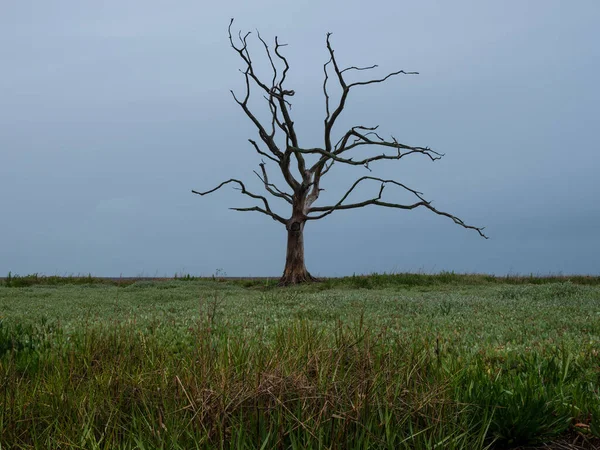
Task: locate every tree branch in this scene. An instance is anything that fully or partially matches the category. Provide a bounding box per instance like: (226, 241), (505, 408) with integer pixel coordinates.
(340, 64), (378, 74)
(268, 35), (306, 181)
(248, 139), (279, 163)
(274, 36), (290, 89)
(230, 74), (283, 162)
(296, 139), (443, 173)
(333, 125), (380, 153)
(307, 176), (487, 238)
(323, 56), (332, 124)
(228, 205), (286, 222)
(254, 162), (293, 204)
(323, 33), (349, 153)
(348, 69), (418, 88)
(192, 179), (286, 223)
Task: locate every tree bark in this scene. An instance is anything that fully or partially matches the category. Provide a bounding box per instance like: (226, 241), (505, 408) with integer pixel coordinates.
(279, 219), (317, 285)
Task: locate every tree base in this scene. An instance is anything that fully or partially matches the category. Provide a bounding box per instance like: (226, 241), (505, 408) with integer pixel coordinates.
(278, 270), (320, 286)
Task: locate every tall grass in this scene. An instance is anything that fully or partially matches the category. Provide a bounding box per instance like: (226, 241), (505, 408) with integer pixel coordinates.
(0, 316), (599, 449)
(1, 277), (599, 448)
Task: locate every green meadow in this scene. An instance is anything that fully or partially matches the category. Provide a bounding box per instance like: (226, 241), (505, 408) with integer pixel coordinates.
(1, 274), (599, 449)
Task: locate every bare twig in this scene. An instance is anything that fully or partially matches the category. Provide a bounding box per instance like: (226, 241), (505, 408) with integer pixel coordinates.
(340, 64), (378, 74)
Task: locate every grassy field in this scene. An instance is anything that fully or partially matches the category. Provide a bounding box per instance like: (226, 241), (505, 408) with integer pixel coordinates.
(1, 274), (599, 449)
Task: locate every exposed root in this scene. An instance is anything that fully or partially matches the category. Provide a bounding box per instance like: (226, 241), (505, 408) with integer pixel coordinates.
(278, 270), (320, 286)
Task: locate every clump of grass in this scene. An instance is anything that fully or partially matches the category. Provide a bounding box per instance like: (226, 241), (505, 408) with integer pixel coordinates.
(457, 351), (578, 446)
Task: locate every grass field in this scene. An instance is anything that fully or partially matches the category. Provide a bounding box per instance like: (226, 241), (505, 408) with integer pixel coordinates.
(1, 274), (599, 449)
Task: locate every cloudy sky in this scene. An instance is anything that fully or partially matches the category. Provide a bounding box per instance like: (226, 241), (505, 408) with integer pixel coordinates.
(1, 1), (598, 277)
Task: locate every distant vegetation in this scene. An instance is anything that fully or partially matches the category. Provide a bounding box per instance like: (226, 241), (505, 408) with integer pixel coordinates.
(3, 271), (600, 288)
(1, 276), (599, 448)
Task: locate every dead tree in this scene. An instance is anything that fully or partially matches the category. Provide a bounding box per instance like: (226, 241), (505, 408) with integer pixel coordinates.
(193, 20), (487, 285)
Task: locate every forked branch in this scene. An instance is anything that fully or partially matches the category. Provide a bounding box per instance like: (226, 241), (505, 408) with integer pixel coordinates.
(297, 141), (442, 172)
(254, 162), (293, 204)
(307, 176), (487, 238)
(322, 32), (418, 154)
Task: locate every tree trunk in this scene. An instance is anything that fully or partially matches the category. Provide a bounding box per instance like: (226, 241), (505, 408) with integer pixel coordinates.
(279, 220), (318, 285)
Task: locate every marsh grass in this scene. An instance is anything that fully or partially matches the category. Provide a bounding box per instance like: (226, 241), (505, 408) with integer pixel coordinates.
(0, 276), (599, 448)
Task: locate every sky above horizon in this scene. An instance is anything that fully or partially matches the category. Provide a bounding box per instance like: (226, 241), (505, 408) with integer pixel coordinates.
(1, 1), (599, 277)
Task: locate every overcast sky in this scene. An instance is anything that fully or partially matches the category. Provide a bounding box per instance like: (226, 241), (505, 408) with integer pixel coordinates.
(1, 1), (598, 277)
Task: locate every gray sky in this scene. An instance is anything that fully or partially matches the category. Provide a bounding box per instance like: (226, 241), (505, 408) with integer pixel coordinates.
(1, 0), (599, 277)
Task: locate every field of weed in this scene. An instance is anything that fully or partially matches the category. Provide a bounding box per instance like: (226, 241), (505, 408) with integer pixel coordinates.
(0, 274), (599, 449)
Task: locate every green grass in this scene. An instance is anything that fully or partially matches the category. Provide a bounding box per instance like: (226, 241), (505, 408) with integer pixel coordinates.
(1, 276), (599, 448)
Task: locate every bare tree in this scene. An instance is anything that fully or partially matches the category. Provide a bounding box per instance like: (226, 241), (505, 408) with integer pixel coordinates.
(193, 20), (487, 285)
